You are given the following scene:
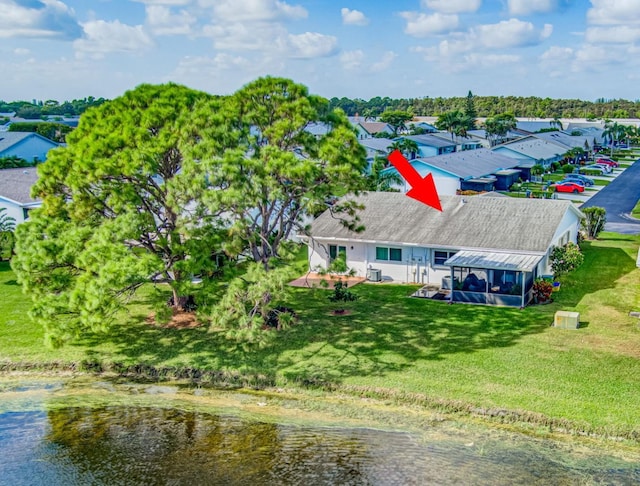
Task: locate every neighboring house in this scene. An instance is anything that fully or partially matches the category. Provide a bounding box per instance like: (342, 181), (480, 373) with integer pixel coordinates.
(492, 136), (564, 168)
(532, 131), (592, 153)
(0, 132), (59, 162)
(406, 121), (438, 133)
(359, 137), (394, 171)
(564, 126), (605, 146)
(352, 121), (394, 139)
(469, 128), (522, 148)
(0, 167), (41, 224)
(306, 192), (583, 307)
(514, 120), (560, 134)
(382, 149), (524, 195)
(430, 131), (484, 151)
(398, 134), (457, 157)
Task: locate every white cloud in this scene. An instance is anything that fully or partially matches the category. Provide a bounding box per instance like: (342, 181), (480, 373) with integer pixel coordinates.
(400, 12), (459, 37)
(204, 21), (284, 50)
(0, 0), (82, 39)
(340, 49), (396, 73)
(168, 53), (283, 93)
(204, 0), (307, 22)
(340, 49), (364, 70)
(341, 7), (368, 26)
(472, 18), (552, 48)
(421, 0), (481, 14)
(574, 44), (625, 66)
(13, 47), (31, 55)
(73, 20), (154, 59)
(287, 32), (337, 58)
(461, 52), (520, 69)
(370, 51), (397, 72)
(585, 25), (640, 43)
(538, 45), (574, 77)
(508, 0), (556, 16)
(587, 0), (640, 26)
(146, 5), (196, 35)
(539, 45), (574, 62)
(201, 0), (335, 60)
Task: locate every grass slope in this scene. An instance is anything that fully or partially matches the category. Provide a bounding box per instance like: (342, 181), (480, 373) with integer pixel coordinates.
(1, 233), (639, 435)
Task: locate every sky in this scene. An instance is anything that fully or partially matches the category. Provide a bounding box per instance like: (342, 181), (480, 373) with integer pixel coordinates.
(1, 0), (639, 103)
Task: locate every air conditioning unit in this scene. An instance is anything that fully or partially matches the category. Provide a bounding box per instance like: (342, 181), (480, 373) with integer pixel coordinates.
(554, 311), (580, 329)
(368, 268), (382, 282)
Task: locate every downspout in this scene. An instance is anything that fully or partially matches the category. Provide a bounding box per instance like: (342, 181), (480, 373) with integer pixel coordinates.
(521, 272), (526, 308)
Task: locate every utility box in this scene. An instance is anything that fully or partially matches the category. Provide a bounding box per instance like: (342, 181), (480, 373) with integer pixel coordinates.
(368, 268), (382, 282)
(554, 311), (580, 329)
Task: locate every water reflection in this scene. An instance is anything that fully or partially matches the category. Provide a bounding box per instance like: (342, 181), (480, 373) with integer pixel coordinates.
(0, 386), (639, 485)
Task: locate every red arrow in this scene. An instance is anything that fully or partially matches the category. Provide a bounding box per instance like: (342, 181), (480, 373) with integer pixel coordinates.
(388, 150), (442, 212)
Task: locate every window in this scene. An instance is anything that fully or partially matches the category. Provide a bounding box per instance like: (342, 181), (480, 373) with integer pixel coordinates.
(329, 245), (346, 261)
(434, 250), (456, 266)
(376, 246), (402, 261)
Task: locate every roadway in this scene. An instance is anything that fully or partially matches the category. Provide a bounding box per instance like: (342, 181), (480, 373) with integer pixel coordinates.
(581, 160), (640, 234)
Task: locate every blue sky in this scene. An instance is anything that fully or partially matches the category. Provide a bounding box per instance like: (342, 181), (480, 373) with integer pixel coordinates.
(1, 0), (638, 102)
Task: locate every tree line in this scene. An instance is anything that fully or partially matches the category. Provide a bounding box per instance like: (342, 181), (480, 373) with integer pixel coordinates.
(329, 94), (640, 119)
(0, 96), (107, 119)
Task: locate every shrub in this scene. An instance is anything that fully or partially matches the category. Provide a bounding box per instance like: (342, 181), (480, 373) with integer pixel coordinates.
(328, 280), (358, 313)
(550, 243), (584, 281)
(562, 164), (575, 174)
(532, 279), (553, 304)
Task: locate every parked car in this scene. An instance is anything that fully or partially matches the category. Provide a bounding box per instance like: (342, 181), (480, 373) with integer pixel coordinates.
(565, 174), (595, 186)
(593, 163), (613, 173)
(559, 178), (585, 187)
(595, 158), (619, 168)
(581, 164), (611, 174)
(553, 181), (585, 193)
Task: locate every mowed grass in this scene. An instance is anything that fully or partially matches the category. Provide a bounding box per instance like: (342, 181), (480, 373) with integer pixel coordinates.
(1, 233), (639, 434)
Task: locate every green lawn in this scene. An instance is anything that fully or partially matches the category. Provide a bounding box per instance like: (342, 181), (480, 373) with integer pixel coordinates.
(1, 233), (640, 437)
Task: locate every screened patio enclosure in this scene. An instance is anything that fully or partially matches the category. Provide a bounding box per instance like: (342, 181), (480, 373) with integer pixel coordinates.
(444, 251), (543, 307)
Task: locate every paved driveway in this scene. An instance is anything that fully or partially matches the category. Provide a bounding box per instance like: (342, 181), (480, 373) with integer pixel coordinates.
(581, 160), (640, 234)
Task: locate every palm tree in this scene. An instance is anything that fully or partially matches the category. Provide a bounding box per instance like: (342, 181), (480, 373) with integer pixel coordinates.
(0, 208), (15, 233)
(484, 113), (517, 147)
(602, 120), (626, 156)
(365, 156), (403, 192)
(387, 138), (419, 160)
(435, 110), (469, 141)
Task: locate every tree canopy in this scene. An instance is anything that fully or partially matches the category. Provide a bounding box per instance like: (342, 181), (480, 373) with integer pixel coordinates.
(12, 78), (367, 347)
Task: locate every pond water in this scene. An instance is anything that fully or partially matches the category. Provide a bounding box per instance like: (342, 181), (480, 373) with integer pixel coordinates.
(0, 379), (638, 485)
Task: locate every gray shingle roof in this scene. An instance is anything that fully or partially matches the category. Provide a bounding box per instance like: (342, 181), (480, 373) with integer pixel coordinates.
(404, 134), (456, 148)
(532, 131), (590, 150)
(410, 148), (519, 180)
(310, 192), (580, 253)
(494, 136), (564, 160)
(0, 167), (40, 204)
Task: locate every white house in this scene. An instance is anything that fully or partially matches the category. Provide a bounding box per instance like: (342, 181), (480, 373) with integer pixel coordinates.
(305, 192), (583, 307)
(0, 167), (41, 224)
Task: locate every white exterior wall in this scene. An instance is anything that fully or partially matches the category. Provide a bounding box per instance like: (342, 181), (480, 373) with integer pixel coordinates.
(0, 197), (29, 225)
(537, 208), (581, 276)
(308, 239), (457, 286)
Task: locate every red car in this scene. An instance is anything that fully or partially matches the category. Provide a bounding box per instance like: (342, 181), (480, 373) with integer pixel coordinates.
(553, 181), (585, 193)
(595, 158), (619, 168)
